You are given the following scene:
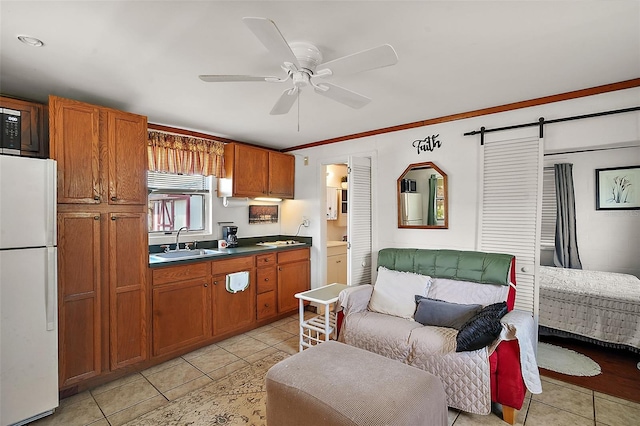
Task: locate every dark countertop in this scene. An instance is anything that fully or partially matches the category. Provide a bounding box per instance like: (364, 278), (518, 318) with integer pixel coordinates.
(148, 236), (312, 268)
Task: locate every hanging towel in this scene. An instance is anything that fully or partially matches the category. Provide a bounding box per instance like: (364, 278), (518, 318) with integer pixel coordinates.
(226, 271), (250, 293)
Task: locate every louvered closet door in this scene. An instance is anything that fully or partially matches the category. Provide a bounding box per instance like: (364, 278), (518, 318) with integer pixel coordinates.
(478, 137), (543, 318)
(347, 156), (372, 286)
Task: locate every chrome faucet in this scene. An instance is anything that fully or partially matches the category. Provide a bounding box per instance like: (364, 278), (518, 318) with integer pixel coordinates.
(175, 226), (188, 251)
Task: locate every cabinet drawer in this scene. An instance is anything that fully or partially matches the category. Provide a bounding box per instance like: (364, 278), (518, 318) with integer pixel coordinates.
(277, 248), (309, 264)
(257, 291), (277, 320)
(327, 244), (347, 257)
(211, 255), (255, 275)
(152, 262), (209, 286)
(256, 266), (276, 294)
(256, 253), (276, 266)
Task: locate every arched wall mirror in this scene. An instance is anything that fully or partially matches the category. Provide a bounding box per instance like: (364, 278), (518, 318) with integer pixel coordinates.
(397, 162), (448, 229)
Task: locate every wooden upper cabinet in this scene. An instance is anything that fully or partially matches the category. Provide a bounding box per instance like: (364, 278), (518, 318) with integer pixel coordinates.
(0, 96), (48, 158)
(219, 142), (295, 199)
(50, 96), (101, 204)
(49, 95), (147, 205)
(107, 110), (148, 205)
(268, 151), (295, 198)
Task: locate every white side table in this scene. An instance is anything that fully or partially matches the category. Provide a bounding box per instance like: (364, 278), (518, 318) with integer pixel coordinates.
(295, 283), (347, 352)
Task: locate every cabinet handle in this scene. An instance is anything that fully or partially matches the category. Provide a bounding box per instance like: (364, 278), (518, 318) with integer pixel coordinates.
(213, 281), (218, 285)
(111, 216), (116, 221)
(264, 258), (269, 262)
(94, 216), (99, 220)
(264, 303), (270, 307)
(264, 278), (269, 282)
(278, 267), (282, 271)
(93, 195), (100, 200)
(111, 196), (117, 201)
(204, 283), (208, 287)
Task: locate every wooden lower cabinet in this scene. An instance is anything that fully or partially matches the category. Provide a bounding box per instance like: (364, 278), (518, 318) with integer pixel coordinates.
(212, 273), (255, 336)
(152, 278), (211, 356)
(277, 248), (311, 313)
(58, 210), (148, 389)
(58, 212), (102, 387)
(108, 212), (148, 369)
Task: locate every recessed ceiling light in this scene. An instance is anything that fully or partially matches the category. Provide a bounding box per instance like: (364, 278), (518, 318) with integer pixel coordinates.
(17, 35), (44, 47)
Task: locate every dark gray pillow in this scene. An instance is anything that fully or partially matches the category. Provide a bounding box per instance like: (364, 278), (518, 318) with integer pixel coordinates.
(413, 296), (482, 330)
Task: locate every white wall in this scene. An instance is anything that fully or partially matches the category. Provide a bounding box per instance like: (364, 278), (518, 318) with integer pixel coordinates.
(545, 146), (640, 277)
(283, 87), (640, 289)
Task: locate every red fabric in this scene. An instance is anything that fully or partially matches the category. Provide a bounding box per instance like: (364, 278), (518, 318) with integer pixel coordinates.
(491, 340), (526, 410)
(490, 257), (526, 410)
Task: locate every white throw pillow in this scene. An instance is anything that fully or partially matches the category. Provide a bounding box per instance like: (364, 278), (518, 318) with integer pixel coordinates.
(368, 266), (431, 319)
(428, 278), (509, 307)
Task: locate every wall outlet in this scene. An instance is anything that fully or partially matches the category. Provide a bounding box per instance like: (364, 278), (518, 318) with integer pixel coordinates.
(302, 217), (310, 227)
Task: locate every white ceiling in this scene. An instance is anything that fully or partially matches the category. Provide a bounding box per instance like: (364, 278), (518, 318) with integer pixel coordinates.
(1, 1), (639, 150)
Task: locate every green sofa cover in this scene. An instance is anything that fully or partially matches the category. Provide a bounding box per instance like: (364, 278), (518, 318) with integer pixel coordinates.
(377, 248), (514, 286)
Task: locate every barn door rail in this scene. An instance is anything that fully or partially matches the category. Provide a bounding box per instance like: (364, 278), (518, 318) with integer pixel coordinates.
(464, 106), (640, 145)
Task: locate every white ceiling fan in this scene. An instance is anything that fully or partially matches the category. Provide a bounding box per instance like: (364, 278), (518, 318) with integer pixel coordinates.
(199, 17), (399, 115)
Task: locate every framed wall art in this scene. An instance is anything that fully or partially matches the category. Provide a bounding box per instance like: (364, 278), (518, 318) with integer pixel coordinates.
(595, 165), (640, 210)
(249, 205), (279, 224)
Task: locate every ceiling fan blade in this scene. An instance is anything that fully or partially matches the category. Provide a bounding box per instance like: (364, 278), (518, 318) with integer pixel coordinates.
(199, 75), (276, 82)
(242, 17), (300, 68)
(316, 44), (398, 78)
(270, 88), (299, 115)
(314, 82), (371, 109)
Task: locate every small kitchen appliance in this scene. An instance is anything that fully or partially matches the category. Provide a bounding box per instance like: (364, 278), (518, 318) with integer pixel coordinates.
(222, 225), (238, 248)
(1, 108), (21, 155)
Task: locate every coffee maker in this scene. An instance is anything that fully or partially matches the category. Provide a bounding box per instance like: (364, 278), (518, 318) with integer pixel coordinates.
(222, 226), (238, 248)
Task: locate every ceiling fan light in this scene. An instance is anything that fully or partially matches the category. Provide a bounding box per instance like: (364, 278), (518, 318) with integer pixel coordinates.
(17, 35), (44, 47)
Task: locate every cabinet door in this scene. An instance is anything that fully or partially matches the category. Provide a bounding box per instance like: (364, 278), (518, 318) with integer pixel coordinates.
(152, 278), (211, 356)
(107, 110), (148, 205)
(212, 272), (256, 336)
(335, 253), (348, 284)
(57, 212), (102, 387)
(108, 212), (148, 370)
(268, 151), (295, 198)
(50, 96), (101, 204)
(278, 260), (310, 313)
(233, 144), (268, 197)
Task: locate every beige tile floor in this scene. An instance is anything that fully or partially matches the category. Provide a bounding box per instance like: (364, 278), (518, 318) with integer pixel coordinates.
(33, 313), (640, 426)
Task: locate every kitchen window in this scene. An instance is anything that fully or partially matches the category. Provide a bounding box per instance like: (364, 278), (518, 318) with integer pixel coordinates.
(147, 171), (212, 234)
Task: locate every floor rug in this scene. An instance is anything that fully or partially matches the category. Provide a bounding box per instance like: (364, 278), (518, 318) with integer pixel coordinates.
(537, 342), (601, 376)
(126, 351), (289, 426)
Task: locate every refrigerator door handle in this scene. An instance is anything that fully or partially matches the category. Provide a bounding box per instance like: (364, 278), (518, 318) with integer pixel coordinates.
(46, 160), (57, 246)
(45, 247), (57, 331)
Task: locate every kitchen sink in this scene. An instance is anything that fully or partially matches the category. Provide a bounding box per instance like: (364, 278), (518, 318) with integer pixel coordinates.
(150, 249), (223, 261)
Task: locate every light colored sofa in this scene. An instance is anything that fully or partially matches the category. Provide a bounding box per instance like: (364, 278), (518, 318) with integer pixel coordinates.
(337, 248), (541, 424)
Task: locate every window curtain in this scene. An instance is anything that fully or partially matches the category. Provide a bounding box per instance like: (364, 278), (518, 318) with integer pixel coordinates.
(427, 174), (437, 225)
(553, 163), (582, 269)
(147, 130), (225, 177)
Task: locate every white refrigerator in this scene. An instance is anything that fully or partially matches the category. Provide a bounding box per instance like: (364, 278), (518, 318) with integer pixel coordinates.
(401, 192), (423, 225)
(0, 155), (59, 426)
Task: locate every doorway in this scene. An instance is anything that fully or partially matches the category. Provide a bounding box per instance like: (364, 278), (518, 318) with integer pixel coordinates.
(325, 163), (348, 285)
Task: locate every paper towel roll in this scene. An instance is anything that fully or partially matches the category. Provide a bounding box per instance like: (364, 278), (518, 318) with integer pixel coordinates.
(222, 197), (249, 208)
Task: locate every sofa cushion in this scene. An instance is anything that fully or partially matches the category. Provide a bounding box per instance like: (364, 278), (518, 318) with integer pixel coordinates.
(428, 278), (509, 307)
(456, 302), (508, 352)
(414, 296), (482, 330)
(368, 266), (431, 319)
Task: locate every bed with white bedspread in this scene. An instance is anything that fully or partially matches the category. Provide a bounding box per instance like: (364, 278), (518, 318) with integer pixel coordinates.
(538, 266), (640, 352)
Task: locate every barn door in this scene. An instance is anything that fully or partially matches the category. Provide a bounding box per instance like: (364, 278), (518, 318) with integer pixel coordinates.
(478, 137), (543, 320)
(347, 156), (372, 286)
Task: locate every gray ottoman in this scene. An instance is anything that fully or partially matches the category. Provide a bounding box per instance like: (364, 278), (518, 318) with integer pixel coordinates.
(266, 341), (447, 426)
